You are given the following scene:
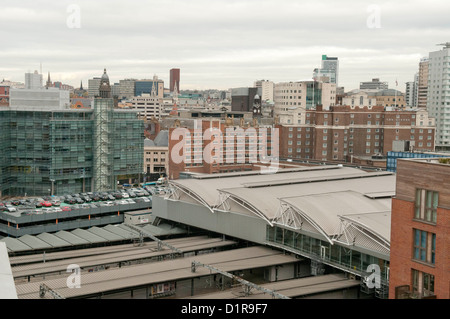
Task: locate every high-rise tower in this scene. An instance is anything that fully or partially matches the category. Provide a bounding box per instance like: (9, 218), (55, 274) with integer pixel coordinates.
(427, 43), (450, 148)
(170, 68), (180, 93)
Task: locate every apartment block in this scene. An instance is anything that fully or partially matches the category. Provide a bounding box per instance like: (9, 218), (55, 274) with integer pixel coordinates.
(389, 157), (450, 299)
(427, 43), (450, 147)
(168, 118), (279, 179)
(278, 105), (436, 162)
(274, 81), (337, 127)
(417, 58), (429, 109)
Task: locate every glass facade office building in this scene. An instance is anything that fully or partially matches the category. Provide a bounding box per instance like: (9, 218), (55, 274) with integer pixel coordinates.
(386, 151), (447, 172)
(0, 108), (144, 197)
(135, 81), (159, 97)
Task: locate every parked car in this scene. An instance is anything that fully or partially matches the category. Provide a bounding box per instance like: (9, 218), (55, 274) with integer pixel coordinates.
(103, 201), (115, 206)
(81, 196), (92, 202)
(5, 205), (17, 212)
(41, 201), (52, 207)
(90, 194), (101, 201)
(61, 206), (72, 212)
(112, 192), (122, 199)
(51, 200), (61, 206)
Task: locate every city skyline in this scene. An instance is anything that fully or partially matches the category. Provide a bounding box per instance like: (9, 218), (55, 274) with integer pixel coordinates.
(1, 0), (450, 91)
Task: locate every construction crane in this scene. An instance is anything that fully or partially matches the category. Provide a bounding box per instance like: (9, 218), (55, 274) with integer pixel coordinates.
(191, 261), (290, 299)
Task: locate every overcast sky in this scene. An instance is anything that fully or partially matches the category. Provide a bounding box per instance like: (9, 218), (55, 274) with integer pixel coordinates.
(1, 0), (449, 91)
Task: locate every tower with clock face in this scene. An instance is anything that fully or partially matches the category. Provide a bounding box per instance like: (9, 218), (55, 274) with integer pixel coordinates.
(252, 94), (262, 118)
(99, 68), (111, 98)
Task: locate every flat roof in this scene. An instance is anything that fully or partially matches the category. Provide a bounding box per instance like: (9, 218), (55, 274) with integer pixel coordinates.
(12, 237), (237, 278)
(168, 165), (395, 256)
(188, 273), (359, 299)
(15, 246), (297, 299)
(0, 223), (186, 253)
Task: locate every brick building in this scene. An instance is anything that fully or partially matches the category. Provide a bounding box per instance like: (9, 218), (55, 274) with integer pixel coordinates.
(389, 157), (450, 299)
(278, 105), (436, 162)
(168, 118), (279, 179)
(0, 85), (9, 106)
(169, 68), (180, 93)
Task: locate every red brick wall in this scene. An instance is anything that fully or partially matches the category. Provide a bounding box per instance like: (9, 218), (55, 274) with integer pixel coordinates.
(389, 159), (450, 299)
(279, 105), (435, 163)
(390, 198), (450, 299)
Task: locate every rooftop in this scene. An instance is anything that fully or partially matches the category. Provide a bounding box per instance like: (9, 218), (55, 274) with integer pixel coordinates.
(168, 165), (395, 256)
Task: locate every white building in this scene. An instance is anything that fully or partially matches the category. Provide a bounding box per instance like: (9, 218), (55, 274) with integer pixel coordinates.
(274, 80), (336, 125)
(131, 93), (162, 120)
(427, 43), (450, 147)
(25, 71), (43, 89)
(405, 81), (417, 107)
(9, 87), (71, 110)
(342, 90), (377, 108)
(254, 79), (274, 102)
(144, 132), (169, 176)
(88, 77), (101, 98)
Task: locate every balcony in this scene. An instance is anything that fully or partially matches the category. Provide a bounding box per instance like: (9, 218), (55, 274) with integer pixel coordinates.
(394, 285), (436, 299)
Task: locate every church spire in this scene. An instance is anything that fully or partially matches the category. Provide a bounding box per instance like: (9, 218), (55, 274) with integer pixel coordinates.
(46, 72), (52, 88)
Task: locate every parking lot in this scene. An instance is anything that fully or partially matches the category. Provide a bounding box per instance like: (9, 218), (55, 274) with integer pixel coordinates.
(0, 185), (168, 216)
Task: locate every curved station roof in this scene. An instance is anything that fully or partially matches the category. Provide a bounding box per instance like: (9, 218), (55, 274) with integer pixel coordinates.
(167, 165), (395, 257)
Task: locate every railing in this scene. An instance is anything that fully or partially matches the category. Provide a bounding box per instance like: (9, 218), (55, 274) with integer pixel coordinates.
(395, 285), (436, 299)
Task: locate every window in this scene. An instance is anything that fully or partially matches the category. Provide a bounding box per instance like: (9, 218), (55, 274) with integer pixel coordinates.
(415, 189), (438, 223)
(413, 229), (436, 264)
(412, 269), (435, 297)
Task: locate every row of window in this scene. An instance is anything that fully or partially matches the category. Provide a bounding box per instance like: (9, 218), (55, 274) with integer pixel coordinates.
(410, 189), (438, 297)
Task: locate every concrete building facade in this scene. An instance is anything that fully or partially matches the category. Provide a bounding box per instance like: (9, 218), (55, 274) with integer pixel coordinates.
(417, 58), (429, 109)
(9, 88), (70, 110)
(360, 78), (389, 91)
(426, 44), (450, 147)
(254, 80), (275, 102)
(24, 71), (43, 90)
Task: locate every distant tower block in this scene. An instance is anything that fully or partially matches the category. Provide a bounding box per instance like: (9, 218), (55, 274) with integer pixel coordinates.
(170, 68), (180, 93)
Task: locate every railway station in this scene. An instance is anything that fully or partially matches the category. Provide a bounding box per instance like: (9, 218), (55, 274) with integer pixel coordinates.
(0, 165), (395, 299)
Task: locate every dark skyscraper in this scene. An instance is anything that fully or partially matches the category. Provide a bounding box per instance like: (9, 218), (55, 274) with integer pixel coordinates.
(170, 68), (180, 93)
